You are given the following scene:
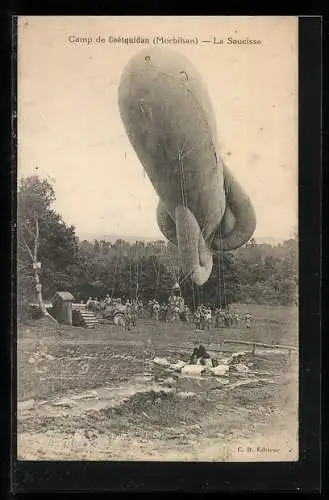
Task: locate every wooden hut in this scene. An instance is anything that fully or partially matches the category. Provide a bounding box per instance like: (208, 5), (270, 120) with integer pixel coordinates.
(51, 291), (74, 325)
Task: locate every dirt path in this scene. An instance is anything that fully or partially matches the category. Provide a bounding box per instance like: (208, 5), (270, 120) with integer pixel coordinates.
(17, 425), (298, 462)
(17, 315), (298, 462)
(17, 365), (298, 461)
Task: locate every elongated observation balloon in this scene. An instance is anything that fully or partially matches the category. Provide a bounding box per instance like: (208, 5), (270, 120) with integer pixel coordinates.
(118, 48), (256, 286)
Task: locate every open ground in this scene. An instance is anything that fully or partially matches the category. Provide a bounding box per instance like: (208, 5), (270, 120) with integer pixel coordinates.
(17, 303), (298, 461)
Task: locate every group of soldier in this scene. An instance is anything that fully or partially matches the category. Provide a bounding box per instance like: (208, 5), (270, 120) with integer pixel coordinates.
(194, 306), (252, 330)
(146, 297), (253, 330)
(84, 294), (252, 330)
(147, 296), (189, 322)
(85, 295), (142, 329)
(86, 295), (142, 312)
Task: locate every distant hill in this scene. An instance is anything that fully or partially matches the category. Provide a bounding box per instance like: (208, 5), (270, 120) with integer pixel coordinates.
(255, 236), (285, 246)
(77, 232), (284, 247)
(77, 232), (163, 244)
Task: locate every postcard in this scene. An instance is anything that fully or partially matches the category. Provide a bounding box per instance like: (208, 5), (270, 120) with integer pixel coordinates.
(16, 15), (298, 462)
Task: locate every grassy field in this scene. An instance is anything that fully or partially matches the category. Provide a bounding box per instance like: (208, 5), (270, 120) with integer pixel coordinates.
(16, 303), (299, 461)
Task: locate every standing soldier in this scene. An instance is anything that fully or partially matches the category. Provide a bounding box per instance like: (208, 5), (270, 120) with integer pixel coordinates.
(218, 308), (225, 327)
(135, 298), (143, 318)
(224, 310), (230, 328)
(199, 306), (206, 330)
(215, 307), (220, 328)
(160, 303), (167, 321)
(124, 300), (133, 330)
(194, 308), (201, 330)
(234, 312), (240, 328)
(174, 302), (180, 321)
(205, 306), (212, 330)
(153, 300), (160, 321)
(148, 299), (153, 318)
(124, 306), (131, 331)
(228, 310), (234, 328)
(131, 301), (138, 326)
(245, 312), (252, 329)
(183, 304), (190, 323)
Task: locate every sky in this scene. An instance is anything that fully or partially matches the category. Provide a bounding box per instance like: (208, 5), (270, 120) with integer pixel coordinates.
(18, 16), (298, 242)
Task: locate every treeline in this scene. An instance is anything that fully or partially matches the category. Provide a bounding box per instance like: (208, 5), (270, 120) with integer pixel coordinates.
(17, 175), (297, 318)
(74, 237), (298, 308)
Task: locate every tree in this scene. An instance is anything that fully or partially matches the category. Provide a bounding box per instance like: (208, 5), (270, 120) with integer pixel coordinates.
(18, 176), (55, 319)
(18, 175), (78, 320)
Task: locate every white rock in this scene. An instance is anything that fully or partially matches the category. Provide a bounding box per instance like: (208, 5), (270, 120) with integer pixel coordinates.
(210, 364), (229, 376)
(181, 364), (205, 376)
(170, 360), (186, 371)
(153, 357), (170, 367)
(177, 391), (196, 398)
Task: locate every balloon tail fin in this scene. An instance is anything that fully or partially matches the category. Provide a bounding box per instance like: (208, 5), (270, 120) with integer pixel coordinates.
(175, 205), (213, 286)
